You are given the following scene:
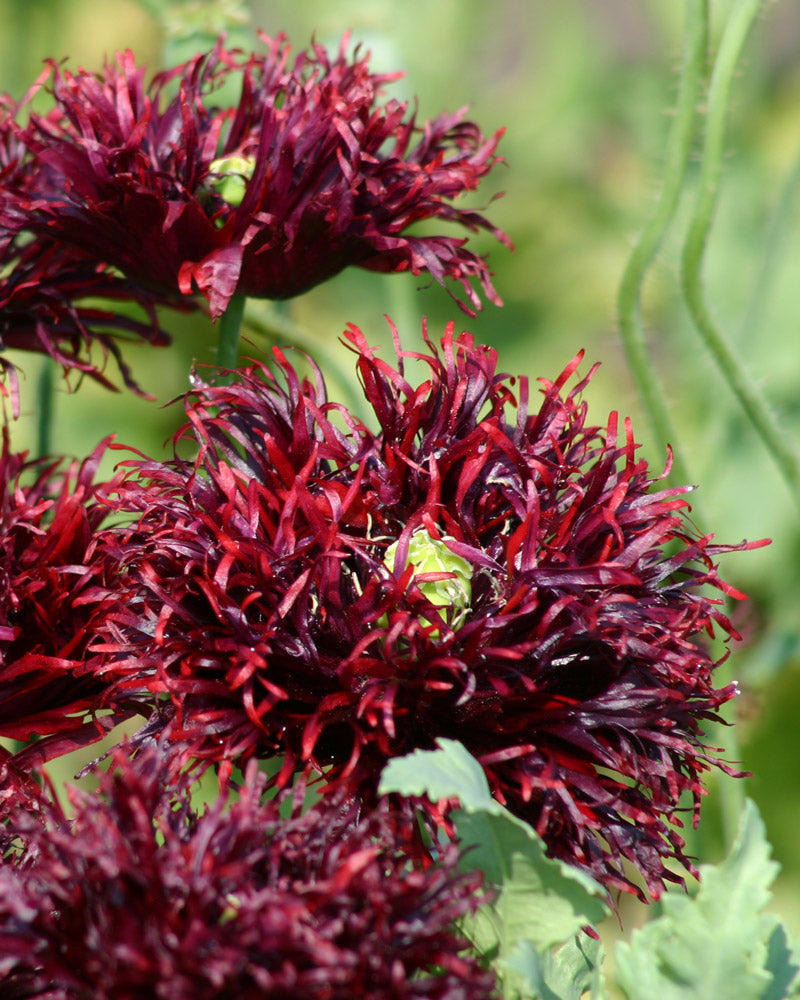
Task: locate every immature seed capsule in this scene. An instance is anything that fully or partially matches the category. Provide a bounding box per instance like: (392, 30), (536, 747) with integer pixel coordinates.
(384, 529), (473, 631)
(208, 154), (255, 207)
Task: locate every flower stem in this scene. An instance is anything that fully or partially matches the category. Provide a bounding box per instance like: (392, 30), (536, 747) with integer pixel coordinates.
(680, 0), (800, 502)
(617, 0), (708, 490)
(217, 293), (246, 372)
(36, 357), (55, 458)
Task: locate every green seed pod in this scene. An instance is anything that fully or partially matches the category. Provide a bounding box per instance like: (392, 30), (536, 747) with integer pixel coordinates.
(384, 529), (472, 632)
(208, 154), (255, 207)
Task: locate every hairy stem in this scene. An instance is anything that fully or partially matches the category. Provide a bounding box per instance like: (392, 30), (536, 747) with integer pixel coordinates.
(617, 0), (708, 490)
(680, 0), (800, 501)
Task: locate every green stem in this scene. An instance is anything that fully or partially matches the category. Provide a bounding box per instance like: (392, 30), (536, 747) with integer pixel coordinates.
(680, 0), (800, 502)
(217, 293), (246, 372)
(37, 357), (55, 458)
(617, 0), (708, 490)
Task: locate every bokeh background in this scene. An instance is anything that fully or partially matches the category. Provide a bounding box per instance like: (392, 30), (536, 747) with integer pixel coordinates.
(3, 0), (800, 935)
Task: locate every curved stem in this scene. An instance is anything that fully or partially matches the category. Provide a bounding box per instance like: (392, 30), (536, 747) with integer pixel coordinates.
(679, 0), (772, 851)
(617, 0), (708, 490)
(680, 0), (800, 502)
(217, 293), (246, 372)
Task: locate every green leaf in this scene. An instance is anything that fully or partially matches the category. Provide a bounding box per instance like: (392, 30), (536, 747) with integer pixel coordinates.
(455, 806), (606, 951)
(615, 799), (800, 1000)
(506, 934), (607, 1000)
(763, 924), (800, 1000)
(379, 739), (607, 954)
(378, 737), (495, 811)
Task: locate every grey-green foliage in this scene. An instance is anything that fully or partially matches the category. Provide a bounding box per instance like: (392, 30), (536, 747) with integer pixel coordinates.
(454, 802), (606, 955)
(378, 735), (497, 816)
(615, 799), (800, 1000)
(506, 935), (605, 1000)
(379, 739), (608, 998)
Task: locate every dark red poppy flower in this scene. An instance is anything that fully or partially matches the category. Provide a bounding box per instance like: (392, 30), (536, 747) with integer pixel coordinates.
(88, 323), (764, 897)
(0, 235), (176, 397)
(0, 431), (138, 771)
(0, 746), (494, 1000)
(18, 33), (510, 320)
(0, 758), (42, 854)
(0, 95), (178, 398)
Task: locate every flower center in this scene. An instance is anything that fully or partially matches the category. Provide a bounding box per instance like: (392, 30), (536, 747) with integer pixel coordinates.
(384, 529), (472, 630)
(208, 154), (256, 207)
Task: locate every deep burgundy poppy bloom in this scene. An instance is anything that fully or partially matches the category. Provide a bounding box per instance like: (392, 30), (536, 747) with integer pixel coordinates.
(17, 33), (510, 320)
(0, 432), (137, 771)
(0, 758), (42, 853)
(89, 323), (764, 897)
(0, 747), (494, 1000)
(0, 236), (175, 396)
(0, 99), (175, 398)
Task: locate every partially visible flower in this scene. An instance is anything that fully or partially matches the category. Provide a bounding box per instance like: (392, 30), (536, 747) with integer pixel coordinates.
(18, 33), (510, 319)
(0, 747), (495, 1000)
(0, 431), (133, 771)
(87, 322), (766, 898)
(0, 237), (173, 396)
(0, 100), (174, 396)
(0, 758), (41, 855)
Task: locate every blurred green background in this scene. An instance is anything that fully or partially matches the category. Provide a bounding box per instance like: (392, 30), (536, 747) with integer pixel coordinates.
(3, 0), (800, 931)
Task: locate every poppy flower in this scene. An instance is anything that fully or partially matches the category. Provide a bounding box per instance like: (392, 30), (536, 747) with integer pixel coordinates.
(0, 747), (494, 1000)
(0, 236), (174, 396)
(19, 33), (511, 320)
(0, 432), (137, 771)
(87, 321), (765, 898)
(0, 101), (173, 396)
